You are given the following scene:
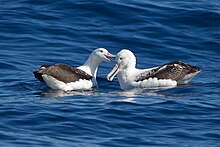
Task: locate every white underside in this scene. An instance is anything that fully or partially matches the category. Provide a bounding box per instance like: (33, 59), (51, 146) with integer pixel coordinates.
(42, 75), (95, 91)
(119, 76), (177, 90)
(117, 69), (200, 90)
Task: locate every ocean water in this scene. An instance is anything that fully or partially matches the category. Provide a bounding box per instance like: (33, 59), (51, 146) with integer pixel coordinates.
(0, 0), (220, 146)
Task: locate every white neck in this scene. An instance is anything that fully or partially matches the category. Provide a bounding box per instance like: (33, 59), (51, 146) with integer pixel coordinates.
(78, 53), (102, 78)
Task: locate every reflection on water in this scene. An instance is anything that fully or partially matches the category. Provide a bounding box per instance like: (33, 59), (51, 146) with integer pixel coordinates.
(0, 0), (219, 146)
(36, 84), (196, 100)
(36, 88), (96, 98)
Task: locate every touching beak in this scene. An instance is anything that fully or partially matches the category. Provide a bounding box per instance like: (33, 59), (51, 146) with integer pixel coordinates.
(107, 64), (119, 81)
(104, 52), (116, 62)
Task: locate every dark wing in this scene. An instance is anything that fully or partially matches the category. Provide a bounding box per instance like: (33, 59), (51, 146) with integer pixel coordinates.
(152, 63), (189, 81)
(44, 64), (92, 83)
(135, 67), (161, 82)
(34, 64), (92, 83)
(135, 61), (200, 82)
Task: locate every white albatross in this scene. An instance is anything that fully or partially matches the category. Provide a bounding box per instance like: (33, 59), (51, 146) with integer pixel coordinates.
(33, 48), (115, 91)
(107, 49), (201, 90)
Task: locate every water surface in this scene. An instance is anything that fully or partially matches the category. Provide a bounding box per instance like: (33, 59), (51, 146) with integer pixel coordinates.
(0, 0), (220, 146)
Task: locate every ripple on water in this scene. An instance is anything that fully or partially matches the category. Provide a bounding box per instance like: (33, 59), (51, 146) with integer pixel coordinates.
(0, 0), (220, 146)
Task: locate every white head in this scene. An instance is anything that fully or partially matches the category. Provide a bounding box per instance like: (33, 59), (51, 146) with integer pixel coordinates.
(90, 48), (115, 63)
(107, 49), (136, 81)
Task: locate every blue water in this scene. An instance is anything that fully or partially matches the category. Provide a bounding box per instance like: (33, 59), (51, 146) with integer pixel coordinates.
(0, 0), (220, 146)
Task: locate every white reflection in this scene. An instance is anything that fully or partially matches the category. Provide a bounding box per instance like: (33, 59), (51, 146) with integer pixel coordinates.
(36, 84), (189, 100)
(38, 88), (96, 98)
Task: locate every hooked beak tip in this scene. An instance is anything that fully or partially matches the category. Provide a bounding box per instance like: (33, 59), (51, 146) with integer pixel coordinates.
(104, 53), (116, 62)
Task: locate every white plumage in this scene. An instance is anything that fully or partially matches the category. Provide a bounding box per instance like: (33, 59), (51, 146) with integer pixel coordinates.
(34, 48), (115, 91)
(107, 49), (201, 90)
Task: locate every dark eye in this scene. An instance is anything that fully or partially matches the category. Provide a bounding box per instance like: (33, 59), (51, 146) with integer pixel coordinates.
(119, 57), (123, 60)
(99, 50), (103, 53)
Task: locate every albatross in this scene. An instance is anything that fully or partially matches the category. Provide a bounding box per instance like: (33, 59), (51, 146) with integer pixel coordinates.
(107, 49), (201, 90)
(33, 48), (115, 91)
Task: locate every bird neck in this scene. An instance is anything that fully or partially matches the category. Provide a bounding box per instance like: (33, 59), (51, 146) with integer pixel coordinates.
(80, 54), (102, 78)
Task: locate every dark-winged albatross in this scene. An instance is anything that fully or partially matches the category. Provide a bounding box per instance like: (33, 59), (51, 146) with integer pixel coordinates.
(107, 49), (201, 90)
(34, 48), (115, 91)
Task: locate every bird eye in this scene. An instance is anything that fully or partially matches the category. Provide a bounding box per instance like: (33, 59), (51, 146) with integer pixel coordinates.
(119, 57), (123, 60)
(99, 50), (103, 53)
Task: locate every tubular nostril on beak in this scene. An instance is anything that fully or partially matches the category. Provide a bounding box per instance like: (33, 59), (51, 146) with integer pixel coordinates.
(106, 53), (116, 58)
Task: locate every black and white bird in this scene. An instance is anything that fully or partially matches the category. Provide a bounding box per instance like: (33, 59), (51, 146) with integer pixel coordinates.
(107, 49), (201, 90)
(34, 48), (115, 91)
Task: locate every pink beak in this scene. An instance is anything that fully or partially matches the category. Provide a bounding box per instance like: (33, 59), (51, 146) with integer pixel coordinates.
(104, 52), (116, 62)
(107, 64), (119, 81)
